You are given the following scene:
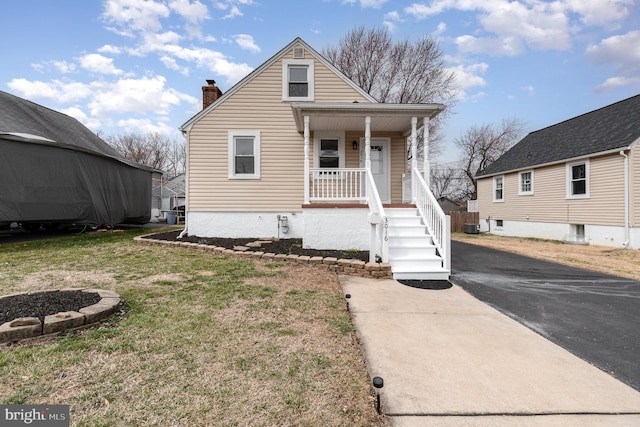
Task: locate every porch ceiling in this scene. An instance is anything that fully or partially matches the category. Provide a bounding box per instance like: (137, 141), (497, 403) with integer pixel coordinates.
(291, 102), (445, 134)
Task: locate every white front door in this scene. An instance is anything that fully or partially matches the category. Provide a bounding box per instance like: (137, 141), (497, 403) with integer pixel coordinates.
(361, 138), (391, 203)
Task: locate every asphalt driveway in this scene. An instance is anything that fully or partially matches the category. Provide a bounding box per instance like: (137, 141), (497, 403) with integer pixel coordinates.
(451, 240), (640, 392)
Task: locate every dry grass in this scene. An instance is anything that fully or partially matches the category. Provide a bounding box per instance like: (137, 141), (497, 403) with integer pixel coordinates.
(0, 230), (386, 427)
(453, 232), (640, 281)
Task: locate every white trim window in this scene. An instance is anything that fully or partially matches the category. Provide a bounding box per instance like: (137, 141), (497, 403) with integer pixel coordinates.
(567, 161), (589, 198)
(519, 170), (534, 195)
(282, 59), (314, 101)
(493, 175), (504, 202)
(228, 131), (260, 179)
(313, 131), (345, 169)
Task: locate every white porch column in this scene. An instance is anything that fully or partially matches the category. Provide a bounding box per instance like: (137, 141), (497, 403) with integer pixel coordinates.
(423, 116), (430, 188)
(411, 117), (418, 201)
(365, 116), (371, 170)
(411, 117), (418, 171)
(303, 115), (310, 205)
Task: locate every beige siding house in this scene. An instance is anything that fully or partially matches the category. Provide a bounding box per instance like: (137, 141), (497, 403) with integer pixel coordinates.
(180, 38), (450, 279)
(476, 94), (640, 249)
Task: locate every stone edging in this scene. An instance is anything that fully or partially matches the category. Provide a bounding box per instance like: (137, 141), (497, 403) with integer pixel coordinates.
(0, 289), (121, 344)
(134, 235), (393, 279)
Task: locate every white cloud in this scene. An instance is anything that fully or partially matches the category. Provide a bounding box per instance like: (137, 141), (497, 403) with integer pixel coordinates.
(102, 0), (170, 34)
(434, 22), (447, 35)
(587, 30), (640, 91)
(78, 53), (124, 75)
(456, 34), (525, 56)
(116, 117), (176, 134)
(169, 0), (209, 24)
(383, 11), (401, 32)
(233, 34), (260, 53)
(445, 61), (488, 100)
(98, 45), (122, 55)
(160, 55), (190, 75)
(360, 0), (388, 7)
(7, 78), (94, 103)
(60, 106), (102, 130)
(522, 85), (535, 95)
(404, 0), (633, 56)
(87, 75), (195, 118)
(587, 30), (640, 68)
(565, 0), (633, 27)
(595, 76), (640, 92)
(52, 61), (77, 73)
(215, 0), (255, 19)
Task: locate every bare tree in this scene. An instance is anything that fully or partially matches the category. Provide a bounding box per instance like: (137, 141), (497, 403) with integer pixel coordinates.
(456, 118), (526, 199)
(103, 132), (185, 179)
(323, 26), (457, 155)
(430, 165), (469, 200)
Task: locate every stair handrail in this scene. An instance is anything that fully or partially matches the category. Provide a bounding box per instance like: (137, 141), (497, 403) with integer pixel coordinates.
(365, 169), (389, 263)
(412, 168), (450, 272)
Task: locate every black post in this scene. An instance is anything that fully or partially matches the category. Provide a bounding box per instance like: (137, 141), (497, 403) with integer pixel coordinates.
(372, 376), (384, 415)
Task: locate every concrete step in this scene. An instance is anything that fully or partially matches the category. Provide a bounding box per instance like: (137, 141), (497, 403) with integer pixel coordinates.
(392, 268), (450, 281)
(390, 256), (445, 271)
(389, 245), (437, 259)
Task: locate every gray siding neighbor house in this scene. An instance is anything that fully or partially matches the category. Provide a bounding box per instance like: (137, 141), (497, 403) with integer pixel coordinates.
(475, 94), (640, 249)
(0, 90), (153, 230)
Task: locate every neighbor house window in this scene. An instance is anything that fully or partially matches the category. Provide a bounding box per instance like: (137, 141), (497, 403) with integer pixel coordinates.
(228, 131), (260, 179)
(493, 176), (504, 202)
(282, 59), (314, 101)
(519, 170), (533, 195)
(567, 161), (589, 198)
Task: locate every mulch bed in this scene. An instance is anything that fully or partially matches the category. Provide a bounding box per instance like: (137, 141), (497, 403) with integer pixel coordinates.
(144, 231), (370, 262)
(0, 290), (101, 325)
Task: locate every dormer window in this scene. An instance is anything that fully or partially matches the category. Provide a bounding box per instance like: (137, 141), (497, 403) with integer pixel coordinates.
(282, 59), (314, 101)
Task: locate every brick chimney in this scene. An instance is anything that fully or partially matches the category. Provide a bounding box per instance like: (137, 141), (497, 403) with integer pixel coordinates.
(202, 79), (223, 109)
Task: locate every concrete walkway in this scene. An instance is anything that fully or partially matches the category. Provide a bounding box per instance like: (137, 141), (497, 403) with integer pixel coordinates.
(340, 275), (640, 426)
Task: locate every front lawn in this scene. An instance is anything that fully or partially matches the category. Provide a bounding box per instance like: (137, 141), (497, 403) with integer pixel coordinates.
(0, 228), (384, 426)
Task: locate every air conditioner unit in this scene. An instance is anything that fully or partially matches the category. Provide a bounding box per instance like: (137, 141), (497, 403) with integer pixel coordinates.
(464, 223), (480, 234)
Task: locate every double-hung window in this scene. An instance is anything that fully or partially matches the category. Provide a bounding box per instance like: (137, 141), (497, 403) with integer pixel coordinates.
(313, 132), (344, 176)
(493, 176), (504, 202)
(228, 131), (260, 179)
(282, 59), (314, 101)
(519, 170), (533, 195)
(567, 161), (589, 198)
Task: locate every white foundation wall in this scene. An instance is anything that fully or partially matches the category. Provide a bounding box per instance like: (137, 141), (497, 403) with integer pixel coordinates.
(481, 219), (637, 249)
(187, 212), (304, 239)
(302, 208), (370, 250)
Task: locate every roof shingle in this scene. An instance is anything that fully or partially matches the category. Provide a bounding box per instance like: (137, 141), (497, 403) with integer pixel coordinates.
(477, 94), (640, 177)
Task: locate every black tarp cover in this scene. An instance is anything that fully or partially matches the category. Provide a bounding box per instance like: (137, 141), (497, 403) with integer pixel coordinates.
(0, 90), (153, 226)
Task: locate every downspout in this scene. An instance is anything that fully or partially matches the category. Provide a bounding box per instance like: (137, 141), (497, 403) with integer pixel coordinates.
(178, 129), (189, 239)
(620, 150), (630, 247)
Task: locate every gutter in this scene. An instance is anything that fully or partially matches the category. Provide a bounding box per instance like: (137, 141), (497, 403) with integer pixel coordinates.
(178, 129), (190, 239)
(620, 150), (630, 247)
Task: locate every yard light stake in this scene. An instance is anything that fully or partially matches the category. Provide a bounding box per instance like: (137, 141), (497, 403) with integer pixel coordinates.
(372, 376), (384, 415)
(345, 294), (351, 310)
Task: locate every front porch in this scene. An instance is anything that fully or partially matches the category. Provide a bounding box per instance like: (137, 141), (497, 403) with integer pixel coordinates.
(293, 102), (451, 280)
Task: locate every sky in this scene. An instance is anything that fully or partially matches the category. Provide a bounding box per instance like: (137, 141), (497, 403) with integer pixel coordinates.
(1, 0), (638, 164)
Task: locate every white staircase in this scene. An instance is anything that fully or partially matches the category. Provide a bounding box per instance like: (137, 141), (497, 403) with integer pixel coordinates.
(387, 208), (450, 280)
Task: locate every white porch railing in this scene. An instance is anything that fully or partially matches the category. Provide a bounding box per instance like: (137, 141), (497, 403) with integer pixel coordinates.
(412, 168), (451, 272)
(308, 168), (388, 263)
(309, 168), (366, 202)
(365, 169), (388, 263)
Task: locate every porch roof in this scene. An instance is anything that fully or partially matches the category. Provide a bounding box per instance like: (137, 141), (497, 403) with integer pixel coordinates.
(291, 102), (445, 134)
